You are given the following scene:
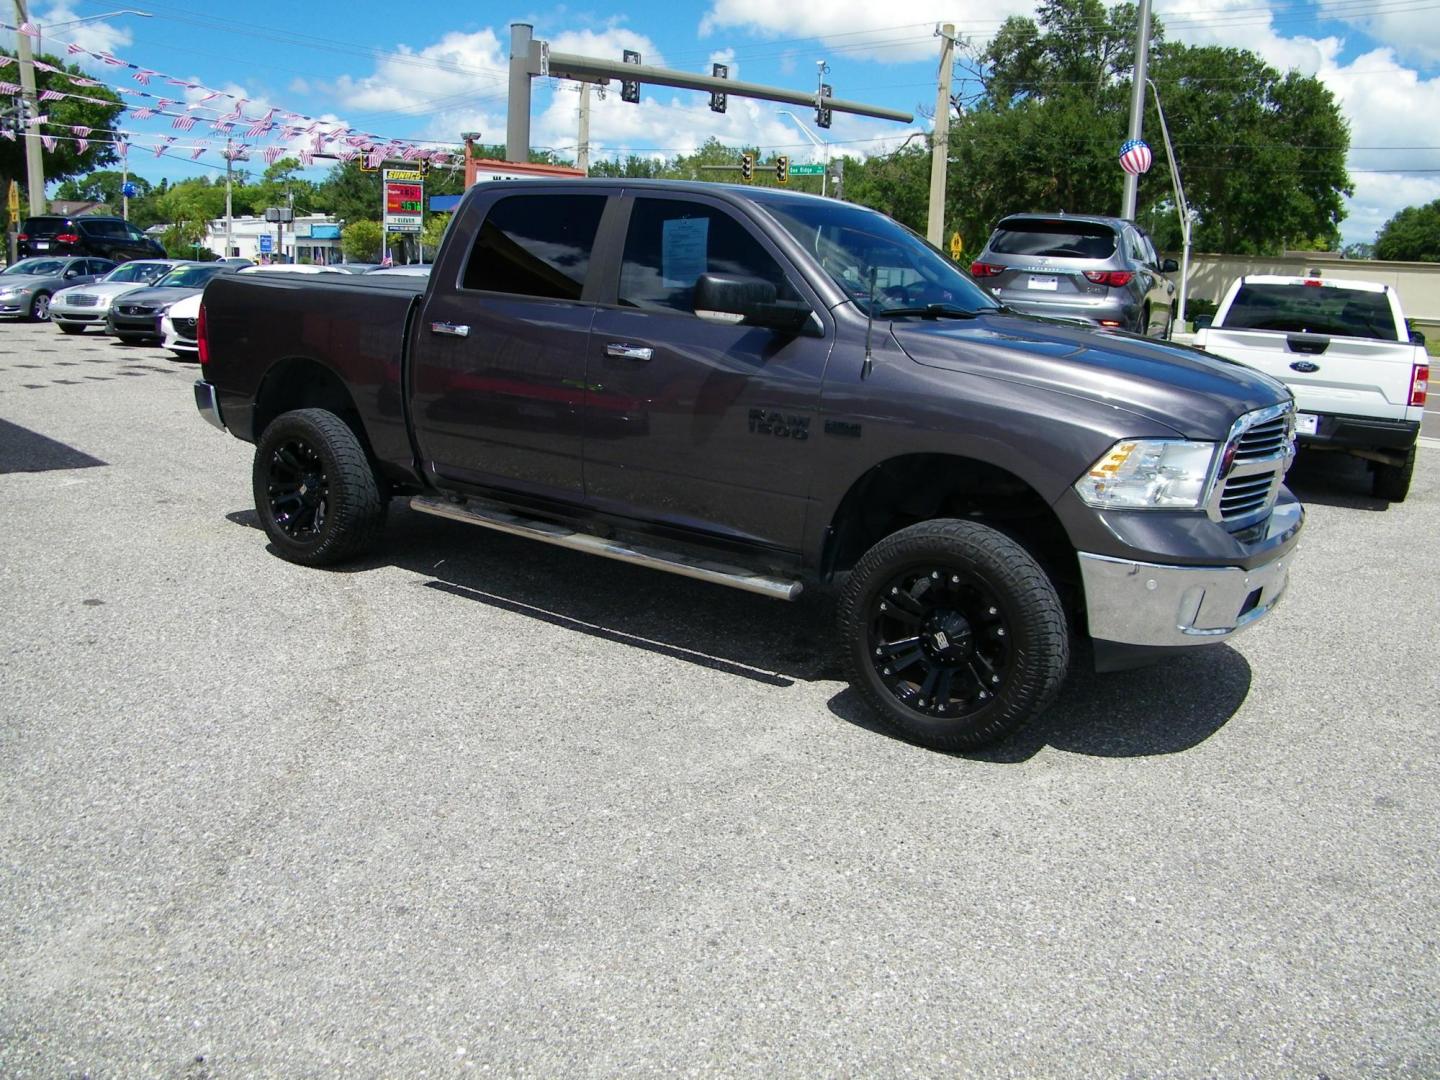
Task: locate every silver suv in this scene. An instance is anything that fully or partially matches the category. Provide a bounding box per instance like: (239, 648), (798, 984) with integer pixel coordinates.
(971, 213), (1177, 337)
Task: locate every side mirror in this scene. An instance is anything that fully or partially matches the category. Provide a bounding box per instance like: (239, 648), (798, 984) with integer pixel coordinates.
(693, 273), (811, 333)
(1192, 314), (1213, 330)
(64, 270), (78, 278)
(1161, 258), (1179, 274)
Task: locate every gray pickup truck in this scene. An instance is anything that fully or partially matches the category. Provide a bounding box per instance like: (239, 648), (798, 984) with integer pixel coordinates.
(194, 179), (1303, 750)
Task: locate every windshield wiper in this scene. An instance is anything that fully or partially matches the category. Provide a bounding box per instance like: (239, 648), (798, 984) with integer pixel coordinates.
(878, 304), (987, 320)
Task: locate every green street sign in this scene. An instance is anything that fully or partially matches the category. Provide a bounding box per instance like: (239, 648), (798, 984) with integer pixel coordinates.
(787, 164), (826, 175)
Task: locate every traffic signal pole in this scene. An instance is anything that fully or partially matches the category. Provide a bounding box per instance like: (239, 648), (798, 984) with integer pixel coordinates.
(504, 23), (913, 163)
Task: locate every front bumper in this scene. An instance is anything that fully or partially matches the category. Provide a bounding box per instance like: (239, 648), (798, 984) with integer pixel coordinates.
(1080, 540), (1295, 650)
(111, 311), (163, 336)
(194, 379), (225, 431)
(0, 297), (34, 316)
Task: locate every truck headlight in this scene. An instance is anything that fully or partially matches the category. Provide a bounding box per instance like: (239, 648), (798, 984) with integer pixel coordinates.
(1075, 439), (1216, 510)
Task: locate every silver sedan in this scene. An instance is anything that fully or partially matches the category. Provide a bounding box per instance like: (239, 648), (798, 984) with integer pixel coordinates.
(0, 256), (116, 321)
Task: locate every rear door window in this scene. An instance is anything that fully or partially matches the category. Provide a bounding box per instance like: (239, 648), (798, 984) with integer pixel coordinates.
(461, 194), (607, 300)
(1225, 283), (1398, 340)
(989, 220), (1117, 259)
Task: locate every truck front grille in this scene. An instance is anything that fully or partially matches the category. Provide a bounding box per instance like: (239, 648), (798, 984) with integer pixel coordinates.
(1208, 403), (1296, 532)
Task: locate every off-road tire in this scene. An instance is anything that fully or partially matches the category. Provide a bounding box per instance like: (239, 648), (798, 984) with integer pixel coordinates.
(1372, 445), (1416, 503)
(252, 408), (387, 566)
(839, 519), (1070, 751)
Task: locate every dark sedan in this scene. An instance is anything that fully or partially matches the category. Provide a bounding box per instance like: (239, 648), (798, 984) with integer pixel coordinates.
(107, 263), (240, 343)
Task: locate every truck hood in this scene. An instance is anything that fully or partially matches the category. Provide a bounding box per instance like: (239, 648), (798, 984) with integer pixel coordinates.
(890, 313), (1291, 439)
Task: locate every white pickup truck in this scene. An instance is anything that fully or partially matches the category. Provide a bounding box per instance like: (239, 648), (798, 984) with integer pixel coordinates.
(1193, 274), (1429, 501)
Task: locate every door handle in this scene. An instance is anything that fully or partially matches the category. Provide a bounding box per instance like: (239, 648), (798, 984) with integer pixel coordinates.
(430, 321), (470, 338)
(605, 342), (653, 361)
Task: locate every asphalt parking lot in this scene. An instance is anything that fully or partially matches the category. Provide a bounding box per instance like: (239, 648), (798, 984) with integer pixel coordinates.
(1, 319), (1437, 1077)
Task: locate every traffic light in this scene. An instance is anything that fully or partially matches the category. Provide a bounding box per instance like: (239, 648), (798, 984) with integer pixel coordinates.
(740, 153), (753, 182)
(815, 84), (833, 130)
(710, 62), (728, 114)
(775, 155), (789, 184)
(622, 50), (641, 104)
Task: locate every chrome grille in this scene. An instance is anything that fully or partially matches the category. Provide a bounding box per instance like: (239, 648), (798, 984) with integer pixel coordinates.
(68, 294), (98, 307)
(1207, 403), (1296, 531)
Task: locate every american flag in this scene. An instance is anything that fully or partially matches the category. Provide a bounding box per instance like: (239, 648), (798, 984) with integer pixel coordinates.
(71, 125), (91, 138)
(0, 57), (11, 68)
(153, 137), (174, 157)
(133, 69), (157, 86)
(172, 114), (198, 131)
(98, 52), (124, 66)
(33, 61), (59, 73)
(132, 107), (155, 120)
(264, 145), (285, 164)
(40, 135), (56, 151)
(68, 43), (85, 55)
(39, 89), (64, 102)
(77, 137), (89, 154)
(17, 21), (39, 36)
(197, 90), (222, 103)
(190, 146), (205, 160)
(0, 82), (18, 94)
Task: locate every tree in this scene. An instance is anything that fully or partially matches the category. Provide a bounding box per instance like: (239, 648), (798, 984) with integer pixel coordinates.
(341, 219), (383, 262)
(842, 0), (1351, 256)
(1374, 200), (1440, 262)
(0, 49), (125, 227)
(54, 170), (150, 208)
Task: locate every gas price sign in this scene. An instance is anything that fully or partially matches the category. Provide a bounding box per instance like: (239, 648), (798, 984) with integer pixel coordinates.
(383, 168), (425, 233)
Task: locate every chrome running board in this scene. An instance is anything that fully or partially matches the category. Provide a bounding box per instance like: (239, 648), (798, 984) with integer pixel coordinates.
(410, 496), (803, 601)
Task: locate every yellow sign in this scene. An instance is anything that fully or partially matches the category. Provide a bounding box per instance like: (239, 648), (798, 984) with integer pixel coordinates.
(7, 180), (18, 217)
(949, 231), (963, 260)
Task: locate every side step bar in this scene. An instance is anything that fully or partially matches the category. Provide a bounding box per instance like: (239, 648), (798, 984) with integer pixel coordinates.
(410, 496), (803, 601)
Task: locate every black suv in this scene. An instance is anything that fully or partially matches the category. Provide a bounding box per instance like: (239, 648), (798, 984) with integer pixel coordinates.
(17, 215), (167, 263)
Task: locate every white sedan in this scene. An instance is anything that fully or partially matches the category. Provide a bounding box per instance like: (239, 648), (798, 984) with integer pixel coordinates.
(160, 291), (201, 357)
(50, 259), (186, 333)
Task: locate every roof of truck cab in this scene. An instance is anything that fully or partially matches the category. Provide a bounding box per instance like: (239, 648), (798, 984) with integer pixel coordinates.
(465, 177), (835, 206)
(1236, 274), (1389, 292)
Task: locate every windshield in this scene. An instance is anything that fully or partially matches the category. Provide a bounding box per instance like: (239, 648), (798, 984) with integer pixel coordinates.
(154, 265), (226, 288)
(762, 199), (1000, 317)
(1224, 283), (1399, 341)
(104, 261), (171, 284)
(4, 258), (64, 276)
(988, 219), (1118, 259)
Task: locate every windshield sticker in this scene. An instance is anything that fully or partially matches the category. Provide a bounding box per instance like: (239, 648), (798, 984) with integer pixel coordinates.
(662, 217), (708, 287)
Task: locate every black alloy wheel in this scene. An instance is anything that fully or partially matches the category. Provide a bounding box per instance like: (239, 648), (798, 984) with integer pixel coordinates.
(867, 566), (1011, 719)
(265, 437), (331, 542)
(839, 519), (1069, 751)
(252, 408), (386, 566)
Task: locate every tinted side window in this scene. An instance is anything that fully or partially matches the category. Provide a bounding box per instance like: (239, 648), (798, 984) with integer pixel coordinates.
(619, 198), (800, 314)
(461, 194), (606, 300)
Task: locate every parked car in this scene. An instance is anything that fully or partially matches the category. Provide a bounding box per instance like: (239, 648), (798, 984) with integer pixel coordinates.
(159, 291), (200, 356)
(50, 259), (187, 334)
(1193, 274), (1428, 501)
(17, 215), (167, 262)
(970, 213), (1177, 337)
(107, 262), (241, 343)
(194, 178), (1303, 752)
(0, 257), (116, 321)
(237, 264), (349, 275)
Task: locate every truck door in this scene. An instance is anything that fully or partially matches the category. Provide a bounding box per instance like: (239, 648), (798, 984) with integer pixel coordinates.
(409, 192), (608, 501)
(582, 193), (831, 554)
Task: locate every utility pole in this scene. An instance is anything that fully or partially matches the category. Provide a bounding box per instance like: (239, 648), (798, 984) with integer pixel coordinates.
(576, 83), (591, 175)
(224, 138), (235, 258)
(927, 24), (955, 247)
(14, 0), (46, 215)
(1120, 0), (1153, 220)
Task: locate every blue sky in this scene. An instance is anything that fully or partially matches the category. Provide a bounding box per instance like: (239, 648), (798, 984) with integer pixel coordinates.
(17, 0), (1440, 244)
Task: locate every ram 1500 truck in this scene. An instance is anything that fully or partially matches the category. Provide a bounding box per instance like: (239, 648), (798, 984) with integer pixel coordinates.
(1193, 274), (1428, 502)
(194, 179), (1303, 750)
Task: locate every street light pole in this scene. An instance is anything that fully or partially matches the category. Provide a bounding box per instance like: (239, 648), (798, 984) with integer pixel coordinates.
(13, 0), (47, 215)
(12, 8), (153, 218)
(776, 110), (828, 196)
(1146, 78), (1196, 329)
(1120, 0), (1153, 220)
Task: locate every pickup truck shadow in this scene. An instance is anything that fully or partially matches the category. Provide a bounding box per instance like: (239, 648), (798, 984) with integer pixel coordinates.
(827, 642), (1251, 761)
(229, 504), (841, 686)
(227, 504), (1251, 758)
(1284, 450), (1391, 510)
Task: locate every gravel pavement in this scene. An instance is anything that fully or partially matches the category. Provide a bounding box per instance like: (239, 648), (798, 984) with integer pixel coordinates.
(1, 320), (1437, 1078)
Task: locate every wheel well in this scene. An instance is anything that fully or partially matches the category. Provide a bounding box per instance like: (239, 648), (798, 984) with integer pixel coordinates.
(823, 453), (1079, 597)
(253, 358), (372, 457)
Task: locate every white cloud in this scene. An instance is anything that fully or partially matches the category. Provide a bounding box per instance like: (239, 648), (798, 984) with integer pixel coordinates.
(698, 1), (1035, 63)
(1313, 0), (1440, 69)
(30, 3), (139, 58)
(1345, 172), (1440, 241)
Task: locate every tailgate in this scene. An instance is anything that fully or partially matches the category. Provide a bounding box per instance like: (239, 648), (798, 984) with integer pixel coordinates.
(1199, 327), (1422, 420)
